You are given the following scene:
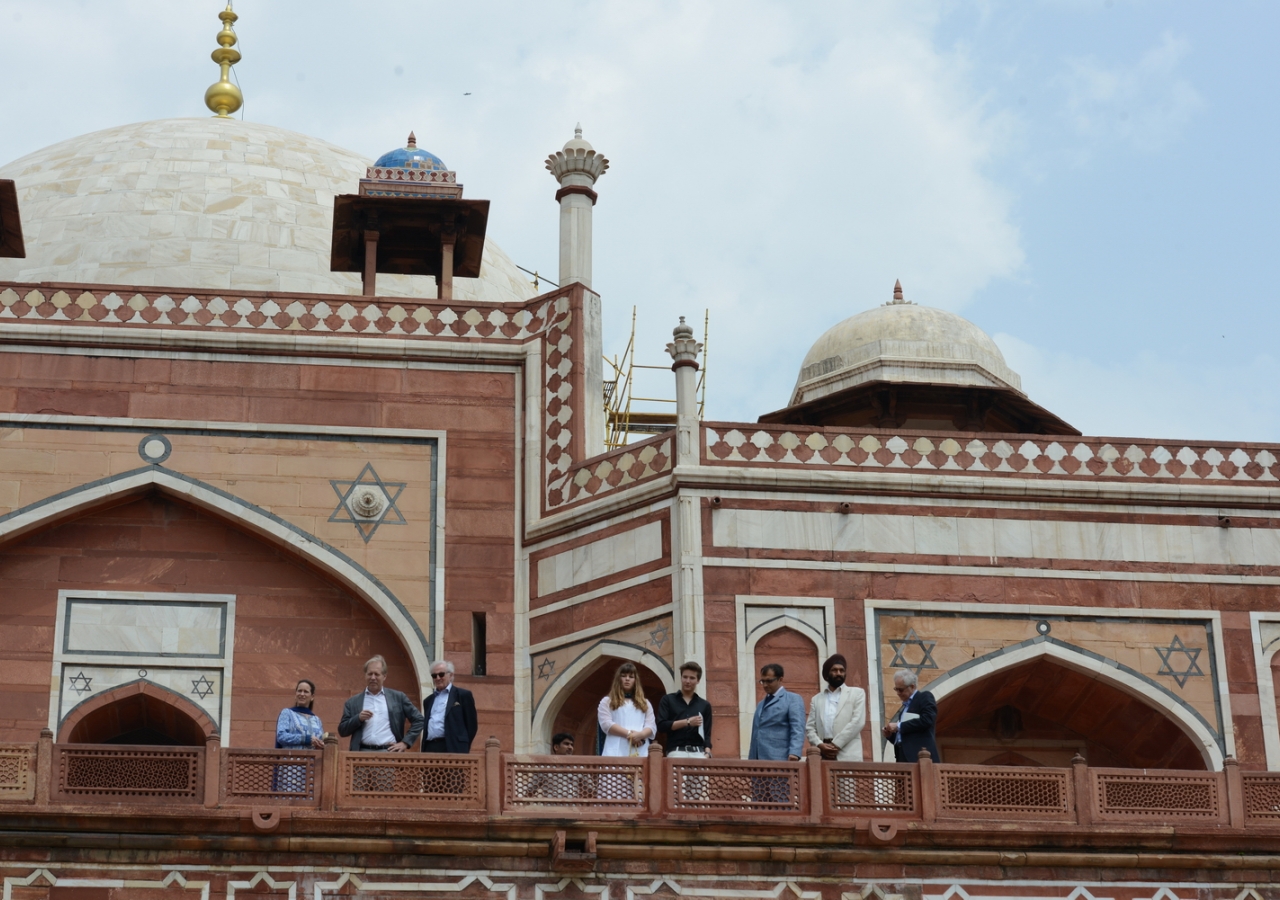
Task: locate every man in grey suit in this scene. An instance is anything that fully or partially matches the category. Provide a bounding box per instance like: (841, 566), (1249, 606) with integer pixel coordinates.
(338, 655), (425, 751)
(748, 663), (805, 761)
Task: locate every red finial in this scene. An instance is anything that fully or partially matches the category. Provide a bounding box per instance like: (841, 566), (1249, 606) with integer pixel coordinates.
(893, 279), (903, 302)
(406, 131), (417, 149)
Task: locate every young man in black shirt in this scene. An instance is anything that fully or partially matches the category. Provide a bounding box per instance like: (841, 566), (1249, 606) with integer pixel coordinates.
(657, 661), (713, 757)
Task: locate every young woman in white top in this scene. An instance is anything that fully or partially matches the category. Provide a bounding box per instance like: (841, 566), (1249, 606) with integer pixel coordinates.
(596, 662), (656, 757)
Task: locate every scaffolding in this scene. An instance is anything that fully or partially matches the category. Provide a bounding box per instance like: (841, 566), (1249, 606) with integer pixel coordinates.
(603, 308), (708, 450)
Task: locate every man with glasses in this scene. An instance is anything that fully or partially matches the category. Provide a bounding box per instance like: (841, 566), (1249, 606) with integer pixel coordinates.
(881, 668), (939, 762)
(422, 660), (478, 753)
(748, 663), (805, 761)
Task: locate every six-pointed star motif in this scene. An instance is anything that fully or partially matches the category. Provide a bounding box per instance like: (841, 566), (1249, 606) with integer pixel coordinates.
(329, 463), (408, 543)
(537, 657), (556, 680)
(649, 623), (670, 649)
(889, 628), (938, 674)
(1156, 635), (1204, 688)
(68, 670), (93, 695)
(191, 675), (217, 699)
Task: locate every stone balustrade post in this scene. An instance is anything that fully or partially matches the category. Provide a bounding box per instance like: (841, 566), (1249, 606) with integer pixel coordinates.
(917, 750), (937, 824)
(36, 728), (52, 807)
(485, 736), (502, 817)
(647, 742), (664, 817)
(1224, 755), (1245, 829)
(806, 747), (825, 823)
(320, 733), (339, 811)
(204, 733), (221, 808)
(1071, 754), (1092, 827)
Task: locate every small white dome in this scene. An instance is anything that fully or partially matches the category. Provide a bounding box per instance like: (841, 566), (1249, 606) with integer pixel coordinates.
(791, 296), (1022, 407)
(0, 118), (537, 304)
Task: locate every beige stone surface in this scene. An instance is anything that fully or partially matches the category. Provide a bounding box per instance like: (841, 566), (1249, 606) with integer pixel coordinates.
(0, 118), (537, 304)
(0, 426), (433, 635)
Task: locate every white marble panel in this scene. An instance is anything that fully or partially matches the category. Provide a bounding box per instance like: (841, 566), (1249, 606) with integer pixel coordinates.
(59, 664), (223, 723)
(65, 601), (223, 656)
(537, 520), (664, 595)
(712, 508), (1280, 568)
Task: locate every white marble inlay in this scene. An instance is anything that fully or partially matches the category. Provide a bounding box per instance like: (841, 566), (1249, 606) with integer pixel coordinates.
(65, 601), (223, 656)
(60, 665), (223, 723)
(537, 521), (664, 595)
(713, 508), (1275, 567)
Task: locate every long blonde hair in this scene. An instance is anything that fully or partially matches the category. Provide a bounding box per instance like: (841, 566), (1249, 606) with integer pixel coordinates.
(607, 662), (649, 713)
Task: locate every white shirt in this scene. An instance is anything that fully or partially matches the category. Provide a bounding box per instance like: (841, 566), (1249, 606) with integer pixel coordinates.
(427, 683), (451, 740)
(362, 689), (395, 746)
(821, 686), (842, 739)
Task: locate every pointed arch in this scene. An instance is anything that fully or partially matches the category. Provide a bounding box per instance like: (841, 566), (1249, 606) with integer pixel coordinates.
(531, 639), (675, 750)
(737, 611), (833, 758)
(0, 465), (432, 695)
(919, 636), (1223, 769)
(59, 679), (219, 744)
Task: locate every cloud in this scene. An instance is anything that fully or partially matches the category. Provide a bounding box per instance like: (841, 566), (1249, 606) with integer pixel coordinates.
(0, 1), (1026, 423)
(994, 332), (1280, 443)
(1059, 31), (1204, 154)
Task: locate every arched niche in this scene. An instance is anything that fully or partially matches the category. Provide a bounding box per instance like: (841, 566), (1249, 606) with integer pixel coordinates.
(60, 680), (217, 745)
(736, 618), (827, 757)
(0, 466), (432, 699)
(0, 487), (420, 745)
(923, 639), (1221, 769)
(532, 640), (674, 753)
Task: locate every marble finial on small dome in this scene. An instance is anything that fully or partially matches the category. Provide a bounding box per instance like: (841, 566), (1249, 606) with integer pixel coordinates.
(884, 278), (913, 307)
(562, 123), (594, 154)
(666, 316), (703, 367)
(407, 131), (417, 149)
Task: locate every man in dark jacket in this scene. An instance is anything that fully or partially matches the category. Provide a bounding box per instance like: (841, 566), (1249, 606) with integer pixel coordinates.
(881, 668), (939, 762)
(422, 660), (478, 753)
(337, 655), (424, 751)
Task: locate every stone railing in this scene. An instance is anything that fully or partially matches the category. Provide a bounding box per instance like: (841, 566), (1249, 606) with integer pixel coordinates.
(8, 734), (1280, 836)
(703, 423), (1280, 487)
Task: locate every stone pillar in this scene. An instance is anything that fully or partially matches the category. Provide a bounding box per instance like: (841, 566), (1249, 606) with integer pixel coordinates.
(362, 229), (379, 297)
(666, 318), (706, 671)
(485, 736), (502, 817)
(546, 125), (609, 289)
(439, 232), (456, 300)
(204, 732), (221, 808)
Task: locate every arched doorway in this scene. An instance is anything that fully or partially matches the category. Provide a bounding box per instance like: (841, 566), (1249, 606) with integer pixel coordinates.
(60, 682), (216, 746)
(935, 657), (1208, 769)
(753, 626), (820, 709)
(550, 657), (668, 755)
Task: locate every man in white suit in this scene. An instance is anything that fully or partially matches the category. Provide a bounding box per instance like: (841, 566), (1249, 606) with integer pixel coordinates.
(805, 653), (866, 761)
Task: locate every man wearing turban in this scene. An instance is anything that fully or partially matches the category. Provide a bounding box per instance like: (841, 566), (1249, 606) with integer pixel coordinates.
(805, 653), (866, 761)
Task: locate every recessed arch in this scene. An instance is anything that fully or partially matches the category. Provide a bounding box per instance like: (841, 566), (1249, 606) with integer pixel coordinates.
(737, 614), (832, 758)
(0, 465), (432, 696)
(531, 639), (675, 751)
(59, 679), (218, 744)
(917, 637), (1223, 769)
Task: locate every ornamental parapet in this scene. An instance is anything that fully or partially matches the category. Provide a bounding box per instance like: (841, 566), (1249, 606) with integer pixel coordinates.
(6, 737), (1280, 848)
(704, 422), (1280, 487)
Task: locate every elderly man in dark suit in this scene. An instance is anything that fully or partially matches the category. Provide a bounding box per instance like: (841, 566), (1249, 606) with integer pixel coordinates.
(882, 668), (939, 762)
(422, 660), (478, 753)
(337, 655), (424, 751)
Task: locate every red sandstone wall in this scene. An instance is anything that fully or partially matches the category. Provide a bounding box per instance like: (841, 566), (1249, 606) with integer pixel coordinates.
(703, 562), (1274, 767)
(0, 494), (416, 745)
(0, 352), (518, 748)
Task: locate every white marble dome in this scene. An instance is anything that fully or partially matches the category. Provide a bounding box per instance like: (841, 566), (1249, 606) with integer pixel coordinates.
(0, 118), (538, 303)
(791, 294), (1023, 407)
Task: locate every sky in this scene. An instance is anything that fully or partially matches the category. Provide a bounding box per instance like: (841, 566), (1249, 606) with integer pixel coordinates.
(2, 1), (1277, 443)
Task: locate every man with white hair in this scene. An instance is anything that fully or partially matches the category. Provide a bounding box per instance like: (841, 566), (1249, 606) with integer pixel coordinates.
(881, 669), (939, 763)
(422, 660), (478, 753)
(337, 655), (424, 751)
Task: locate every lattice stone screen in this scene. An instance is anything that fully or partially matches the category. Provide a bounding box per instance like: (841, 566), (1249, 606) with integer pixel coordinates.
(53, 745), (202, 802)
(0, 745), (35, 801)
(223, 749), (319, 806)
(339, 752), (482, 809)
(504, 759), (645, 809)
(1092, 770), (1221, 820)
(1242, 773), (1280, 822)
(828, 765), (915, 814)
(938, 766), (1072, 819)
(669, 760), (803, 812)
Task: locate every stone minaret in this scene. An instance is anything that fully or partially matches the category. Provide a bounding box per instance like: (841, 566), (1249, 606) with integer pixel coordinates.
(545, 125), (609, 288)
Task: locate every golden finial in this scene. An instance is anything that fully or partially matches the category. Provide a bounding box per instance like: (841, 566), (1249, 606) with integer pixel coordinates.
(204, 2), (243, 118)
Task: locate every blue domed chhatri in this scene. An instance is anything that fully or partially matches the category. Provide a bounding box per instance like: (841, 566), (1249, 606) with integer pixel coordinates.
(374, 132), (447, 171)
